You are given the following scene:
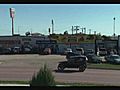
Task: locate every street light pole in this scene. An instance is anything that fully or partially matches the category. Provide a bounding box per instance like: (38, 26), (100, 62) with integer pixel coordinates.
(12, 17), (14, 35)
(113, 17), (115, 37)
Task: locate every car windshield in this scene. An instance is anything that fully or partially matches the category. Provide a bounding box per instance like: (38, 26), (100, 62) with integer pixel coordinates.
(99, 48), (106, 51)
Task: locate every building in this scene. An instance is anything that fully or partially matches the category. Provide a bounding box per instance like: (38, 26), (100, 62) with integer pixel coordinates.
(0, 35), (57, 54)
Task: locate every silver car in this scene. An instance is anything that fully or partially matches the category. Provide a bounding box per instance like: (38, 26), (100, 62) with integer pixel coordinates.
(105, 54), (120, 64)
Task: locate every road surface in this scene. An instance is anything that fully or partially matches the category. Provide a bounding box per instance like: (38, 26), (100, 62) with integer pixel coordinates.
(0, 54), (120, 86)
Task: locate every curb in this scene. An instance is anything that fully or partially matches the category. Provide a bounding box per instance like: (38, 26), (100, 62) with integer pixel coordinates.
(0, 84), (30, 86)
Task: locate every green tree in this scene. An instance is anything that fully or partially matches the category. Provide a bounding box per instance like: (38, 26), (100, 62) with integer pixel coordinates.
(30, 64), (56, 86)
(64, 31), (68, 35)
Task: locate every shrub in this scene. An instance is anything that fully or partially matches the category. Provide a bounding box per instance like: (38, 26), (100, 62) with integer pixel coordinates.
(30, 64), (56, 86)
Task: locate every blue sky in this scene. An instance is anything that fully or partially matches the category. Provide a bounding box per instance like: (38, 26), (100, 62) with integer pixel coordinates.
(0, 4), (120, 36)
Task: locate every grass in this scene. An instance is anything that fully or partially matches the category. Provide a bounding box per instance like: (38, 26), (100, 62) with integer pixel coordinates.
(55, 82), (109, 86)
(0, 80), (29, 84)
(87, 63), (120, 70)
(0, 80), (110, 86)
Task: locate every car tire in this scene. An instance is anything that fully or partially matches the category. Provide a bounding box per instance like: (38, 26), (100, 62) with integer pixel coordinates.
(57, 63), (65, 72)
(78, 64), (86, 72)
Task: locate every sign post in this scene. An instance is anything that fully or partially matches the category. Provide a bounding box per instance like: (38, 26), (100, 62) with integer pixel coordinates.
(10, 8), (15, 36)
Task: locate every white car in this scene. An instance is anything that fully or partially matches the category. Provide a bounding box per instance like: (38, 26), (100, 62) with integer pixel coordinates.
(24, 47), (31, 52)
(13, 47), (21, 54)
(98, 48), (107, 56)
(64, 48), (72, 54)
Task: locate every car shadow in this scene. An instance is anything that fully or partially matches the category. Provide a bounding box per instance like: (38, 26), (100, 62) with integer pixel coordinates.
(53, 69), (80, 73)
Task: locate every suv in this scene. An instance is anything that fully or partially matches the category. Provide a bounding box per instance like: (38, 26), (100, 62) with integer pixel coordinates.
(57, 55), (87, 72)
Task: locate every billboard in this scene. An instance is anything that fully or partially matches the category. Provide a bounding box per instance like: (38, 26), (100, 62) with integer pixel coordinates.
(10, 8), (15, 18)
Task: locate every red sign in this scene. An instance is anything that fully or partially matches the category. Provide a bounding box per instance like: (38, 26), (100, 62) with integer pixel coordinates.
(10, 8), (15, 18)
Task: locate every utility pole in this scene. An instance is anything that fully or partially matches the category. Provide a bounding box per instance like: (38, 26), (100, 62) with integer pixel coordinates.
(94, 31), (96, 35)
(74, 26), (79, 34)
(48, 28), (51, 35)
(72, 26), (74, 35)
(52, 19), (54, 34)
(84, 28), (86, 34)
(80, 28), (84, 34)
(89, 29), (91, 35)
(113, 17), (116, 37)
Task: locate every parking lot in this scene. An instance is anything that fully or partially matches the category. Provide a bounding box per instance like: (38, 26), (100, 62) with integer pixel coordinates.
(0, 54), (120, 86)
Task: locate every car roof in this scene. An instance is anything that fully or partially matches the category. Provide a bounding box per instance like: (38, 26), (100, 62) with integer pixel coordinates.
(111, 54), (119, 56)
(14, 47), (20, 48)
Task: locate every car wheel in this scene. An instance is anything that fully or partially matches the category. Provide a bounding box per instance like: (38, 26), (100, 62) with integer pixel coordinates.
(57, 63), (65, 72)
(78, 64), (86, 72)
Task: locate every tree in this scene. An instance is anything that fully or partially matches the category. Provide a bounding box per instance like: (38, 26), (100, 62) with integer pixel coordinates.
(102, 35), (110, 40)
(64, 31), (68, 35)
(25, 31), (30, 36)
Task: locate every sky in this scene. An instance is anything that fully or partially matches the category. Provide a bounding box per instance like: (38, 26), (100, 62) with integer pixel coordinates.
(0, 4), (120, 36)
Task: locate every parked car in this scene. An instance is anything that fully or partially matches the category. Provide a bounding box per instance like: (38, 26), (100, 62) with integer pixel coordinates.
(75, 48), (84, 55)
(105, 54), (120, 64)
(64, 48), (72, 55)
(0, 47), (11, 54)
(24, 47), (31, 53)
(84, 49), (94, 55)
(86, 54), (102, 64)
(98, 48), (107, 56)
(43, 48), (51, 55)
(13, 47), (21, 54)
